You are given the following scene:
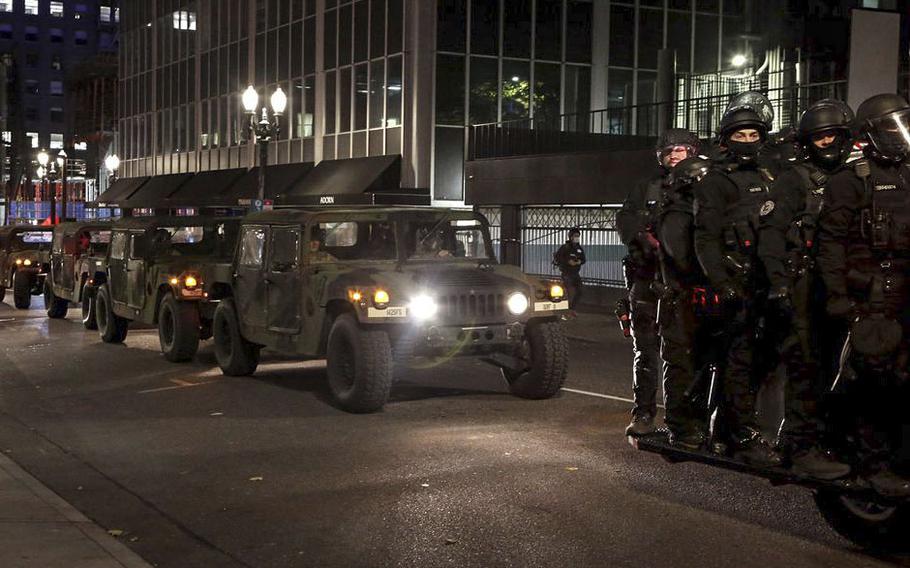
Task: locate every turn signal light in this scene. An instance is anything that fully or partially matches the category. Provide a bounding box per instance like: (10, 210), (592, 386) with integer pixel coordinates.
(184, 275), (198, 288)
(550, 284), (565, 299)
(373, 289), (390, 307)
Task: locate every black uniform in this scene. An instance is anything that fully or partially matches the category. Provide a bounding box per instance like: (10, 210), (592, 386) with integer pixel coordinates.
(817, 159), (910, 473)
(694, 156), (775, 441)
(554, 239), (586, 309)
(617, 175), (663, 419)
(657, 165), (723, 439)
(758, 163), (843, 448)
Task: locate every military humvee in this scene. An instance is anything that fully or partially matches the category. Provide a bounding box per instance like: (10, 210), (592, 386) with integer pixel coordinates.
(212, 207), (570, 413)
(94, 216), (241, 361)
(44, 222), (112, 327)
(0, 225), (53, 309)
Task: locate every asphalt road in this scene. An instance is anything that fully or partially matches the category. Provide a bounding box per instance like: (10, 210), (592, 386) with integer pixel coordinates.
(0, 296), (906, 568)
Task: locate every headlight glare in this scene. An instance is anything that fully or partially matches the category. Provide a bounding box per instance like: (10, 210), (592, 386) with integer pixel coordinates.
(507, 292), (529, 315)
(409, 295), (438, 320)
(550, 284), (565, 299)
(23, 259), (32, 266)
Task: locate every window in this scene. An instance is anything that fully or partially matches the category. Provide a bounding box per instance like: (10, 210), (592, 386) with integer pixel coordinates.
(369, 60), (386, 128)
(50, 2), (63, 17)
(269, 228), (300, 271)
(0, 25), (12, 39)
(534, 63), (561, 120)
(25, 81), (39, 96)
(172, 10), (197, 31)
(110, 232), (127, 260)
(239, 228), (266, 267)
(74, 31), (88, 46)
(50, 81), (63, 96)
(386, 55), (402, 127)
(51, 56), (62, 71)
(50, 107), (64, 122)
(25, 53), (39, 68)
(26, 107), (39, 120)
(501, 60), (530, 120)
(100, 6), (112, 22)
(50, 134), (64, 150)
(470, 0), (498, 56)
(24, 0), (38, 15)
(469, 56), (497, 125)
(503, 0), (531, 59)
(26, 132), (39, 149)
(638, 8), (663, 69)
(74, 141), (87, 151)
(609, 5), (635, 67)
(50, 29), (64, 44)
(0, 1), (11, 13)
(566, 1), (593, 64)
(536, 0), (562, 61)
(25, 26), (39, 41)
(1, 131), (10, 143)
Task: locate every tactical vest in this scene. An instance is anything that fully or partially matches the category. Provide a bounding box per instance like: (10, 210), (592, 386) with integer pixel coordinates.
(642, 176), (665, 229)
(717, 163), (774, 259)
(786, 163), (828, 258)
(856, 160), (910, 254)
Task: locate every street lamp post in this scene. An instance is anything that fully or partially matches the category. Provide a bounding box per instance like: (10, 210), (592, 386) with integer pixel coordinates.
(57, 149), (67, 222)
(36, 150), (56, 225)
(104, 153), (120, 188)
(241, 85), (287, 209)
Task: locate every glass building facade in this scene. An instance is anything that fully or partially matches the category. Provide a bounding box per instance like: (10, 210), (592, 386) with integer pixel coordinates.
(119, 0), (741, 203)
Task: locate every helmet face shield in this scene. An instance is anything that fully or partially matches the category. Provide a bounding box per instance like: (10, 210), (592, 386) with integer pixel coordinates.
(657, 144), (698, 167)
(867, 108), (910, 160)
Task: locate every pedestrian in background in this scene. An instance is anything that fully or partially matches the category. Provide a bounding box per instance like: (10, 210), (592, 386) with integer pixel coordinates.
(554, 228), (586, 316)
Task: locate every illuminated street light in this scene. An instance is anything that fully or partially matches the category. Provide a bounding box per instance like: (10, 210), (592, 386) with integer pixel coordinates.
(731, 54), (748, 68)
(242, 85), (286, 208)
(104, 154), (120, 173)
(37, 149), (49, 167)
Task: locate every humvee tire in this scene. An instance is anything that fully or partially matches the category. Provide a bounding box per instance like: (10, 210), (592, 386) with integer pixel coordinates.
(44, 284), (69, 319)
(326, 313), (393, 413)
(507, 320), (568, 399)
(815, 490), (910, 551)
(158, 293), (200, 362)
(96, 284), (128, 343)
(213, 299), (259, 376)
(81, 282), (98, 330)
(13, 270), (32, 310)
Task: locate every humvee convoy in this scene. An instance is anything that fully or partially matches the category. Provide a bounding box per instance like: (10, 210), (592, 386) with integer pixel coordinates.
(44, 222), (111, 326)
(0, 225), (53, 309)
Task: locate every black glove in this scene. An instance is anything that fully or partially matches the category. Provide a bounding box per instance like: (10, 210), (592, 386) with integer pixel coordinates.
(767, 286), (793, 315)
(827, 295), (855, 320)
(720, 282), (744, 304)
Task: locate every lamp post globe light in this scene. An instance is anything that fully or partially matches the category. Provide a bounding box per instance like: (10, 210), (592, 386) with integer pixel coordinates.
(105, 153), (120, 187)
(36, 149), (57, 225)
(242, 85), (286, 209)
(57, 149), (68, 222)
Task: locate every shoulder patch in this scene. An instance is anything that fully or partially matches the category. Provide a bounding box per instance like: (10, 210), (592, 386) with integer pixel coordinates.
(759, 200), (775, 217)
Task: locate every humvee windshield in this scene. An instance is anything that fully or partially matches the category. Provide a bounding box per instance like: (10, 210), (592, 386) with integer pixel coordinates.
(10, 230), (52, 251)
(403, 218), (490, 261)
(78, 230), (111, 254)
(312, 221), (397, 262)
(149, 223), (237, 258)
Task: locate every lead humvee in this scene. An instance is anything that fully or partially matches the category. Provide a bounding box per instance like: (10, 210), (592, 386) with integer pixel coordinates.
(93, 216), (241, 361)
(0, 225), (53, 309)
(212, 207), (570, 413)
(44, 222), (112, 327)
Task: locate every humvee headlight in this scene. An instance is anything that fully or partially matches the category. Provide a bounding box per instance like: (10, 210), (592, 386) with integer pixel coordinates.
(409, 295), (438, 320)
(549, 284), (565, 299)
(169, 277), (179, 286)
(184, 275), (198, 288)
(23, 259), (32, 267)
(350, 290), (363, 302)
(15, 259), (22, 265)
(373, 289), (390, 307)
(507, 292), (529, 315)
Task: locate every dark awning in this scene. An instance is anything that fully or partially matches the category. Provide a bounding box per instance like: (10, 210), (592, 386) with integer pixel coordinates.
(166, 168), (248, 207)
(95, 177), (149, 206)
(276, 155), (427, 206)
(221, 162), (315, 206)
(121, 173), (194, 208)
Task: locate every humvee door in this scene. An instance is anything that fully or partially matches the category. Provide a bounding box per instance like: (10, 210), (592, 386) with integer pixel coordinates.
(265, 226), (302, 334)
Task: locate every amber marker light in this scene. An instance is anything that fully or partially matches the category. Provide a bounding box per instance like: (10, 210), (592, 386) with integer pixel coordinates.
(184, 275), (198, 288)
(550, 284), (565, 299)
(373, 289), (390, 307)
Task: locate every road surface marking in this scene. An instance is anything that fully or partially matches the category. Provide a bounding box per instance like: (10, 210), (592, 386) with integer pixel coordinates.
(561, 387), (665, 408)
(138, 378), (218, 394)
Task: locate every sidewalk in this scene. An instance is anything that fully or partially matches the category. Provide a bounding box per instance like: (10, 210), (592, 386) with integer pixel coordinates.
(0, 451), (152, 568)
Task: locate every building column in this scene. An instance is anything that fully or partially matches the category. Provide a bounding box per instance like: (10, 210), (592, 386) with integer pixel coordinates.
(401, 0), (435, 190)
(314, 0), (326, 164)
(590, 0), (610, 111)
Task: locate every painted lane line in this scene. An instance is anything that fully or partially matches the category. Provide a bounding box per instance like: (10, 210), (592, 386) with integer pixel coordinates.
(138, 378), (218, 394)
(560, 387), (665, 408)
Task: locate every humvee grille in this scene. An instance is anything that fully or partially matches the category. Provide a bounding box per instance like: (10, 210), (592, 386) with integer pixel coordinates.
(438, 293), (505, 319)
(430, 271), (496, 287)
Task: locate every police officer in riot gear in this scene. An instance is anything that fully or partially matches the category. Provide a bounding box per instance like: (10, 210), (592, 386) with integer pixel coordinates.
(554, 228), (586, 312)
(618, 128), (699, 436)
(817, 93), (910, 497)
(757, 99), (854, 479)
(693, 92), (782, 465)
(655, 156), (726, 448)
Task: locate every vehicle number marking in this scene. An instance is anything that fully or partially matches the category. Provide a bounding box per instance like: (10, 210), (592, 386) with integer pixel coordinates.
(534, 300), (569, 312)
(368, 306), (408, 318)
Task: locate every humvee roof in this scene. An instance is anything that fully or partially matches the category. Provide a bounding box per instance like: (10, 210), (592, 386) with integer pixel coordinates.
(243, 206), (479, 225)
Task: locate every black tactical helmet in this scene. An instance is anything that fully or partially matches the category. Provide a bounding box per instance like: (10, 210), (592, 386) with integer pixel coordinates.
(719, 91), (774, 139)
(654, 128), (700, 167)
(568, 227), (581, 238)
(797, 99), (855, 169)
(856, 93), (910, 162)
(669, 156), (712, 188)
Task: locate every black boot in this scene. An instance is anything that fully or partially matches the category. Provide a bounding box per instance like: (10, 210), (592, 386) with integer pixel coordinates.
(668, 428), (705, 451)
(733, 430), (782, 467)
(625, 413), (656, 437)
(790, 447), (851, 480)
